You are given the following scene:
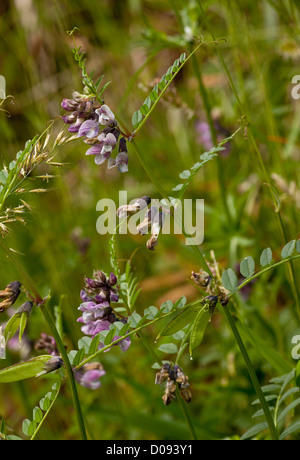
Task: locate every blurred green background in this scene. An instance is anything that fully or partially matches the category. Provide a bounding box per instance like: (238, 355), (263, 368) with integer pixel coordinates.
(0, 0), (299, 440)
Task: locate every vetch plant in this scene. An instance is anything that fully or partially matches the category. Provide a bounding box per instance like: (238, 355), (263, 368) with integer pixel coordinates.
(0, 1), (300, 441)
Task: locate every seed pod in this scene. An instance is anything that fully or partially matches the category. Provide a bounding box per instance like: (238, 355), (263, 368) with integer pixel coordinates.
(0, 281), (21, 313)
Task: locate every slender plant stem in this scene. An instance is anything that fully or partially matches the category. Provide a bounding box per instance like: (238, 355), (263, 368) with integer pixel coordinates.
(223, 304), (279, 440)
(39, 304), (87, 440)
(176, 389), (198, 440)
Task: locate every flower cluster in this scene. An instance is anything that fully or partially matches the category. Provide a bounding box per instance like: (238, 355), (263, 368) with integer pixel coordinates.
(155, 363), (192, 405)
(61, 93), (128, 172)
(61, 92), (97, 133)
(77, 270), (131, 352)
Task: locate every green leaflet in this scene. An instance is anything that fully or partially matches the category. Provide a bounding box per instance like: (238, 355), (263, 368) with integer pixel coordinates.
(4, 313), (22, 342)
(281, 240), (296, 259)
(189, 304), (211, 357)
(240, 256), (255, 278)
(260, 247), (273, 266)
(156, 304), (201, 340)
(0, 355), (54, 383)
(222, 268), (238, 292)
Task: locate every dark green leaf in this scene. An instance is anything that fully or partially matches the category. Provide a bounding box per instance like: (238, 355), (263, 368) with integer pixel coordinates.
(156, 305), (200, 339)
(189, 305), (211, 357)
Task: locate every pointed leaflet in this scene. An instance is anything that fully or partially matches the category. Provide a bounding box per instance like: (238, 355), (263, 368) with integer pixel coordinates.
(156, 304), (201, 339)
(189, 305), (211, 357)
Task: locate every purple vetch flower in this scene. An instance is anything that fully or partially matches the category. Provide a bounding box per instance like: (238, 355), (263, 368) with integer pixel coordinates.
(61, 92), (96, 133)
(95, 105), (116, 127)
(75, 363), (106, 390)
(86, 129), (119, 165)
(78, 119), (100, 139)
(82, 270), (119, 304)
(77, 270), (131, 353)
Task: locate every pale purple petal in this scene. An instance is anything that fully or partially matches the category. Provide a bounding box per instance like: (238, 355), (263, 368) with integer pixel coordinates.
(78, 119), (100, 138)
(96, 105), (115, 126)
(86, 144), (102, 156)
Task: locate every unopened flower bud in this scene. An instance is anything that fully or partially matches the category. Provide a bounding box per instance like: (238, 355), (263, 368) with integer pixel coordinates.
(204, 295), (219, 313)
(17, 301), (33, 317)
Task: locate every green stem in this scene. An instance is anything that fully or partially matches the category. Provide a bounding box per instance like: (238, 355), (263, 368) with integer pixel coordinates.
(39, 304), (87, 440)
(227, 254), (300, 299)
(223, 304), (279, 440)
(176, 388), (198, 440)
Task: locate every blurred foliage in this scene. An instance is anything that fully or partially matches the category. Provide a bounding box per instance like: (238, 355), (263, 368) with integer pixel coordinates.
(0, 0), (299, 440)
